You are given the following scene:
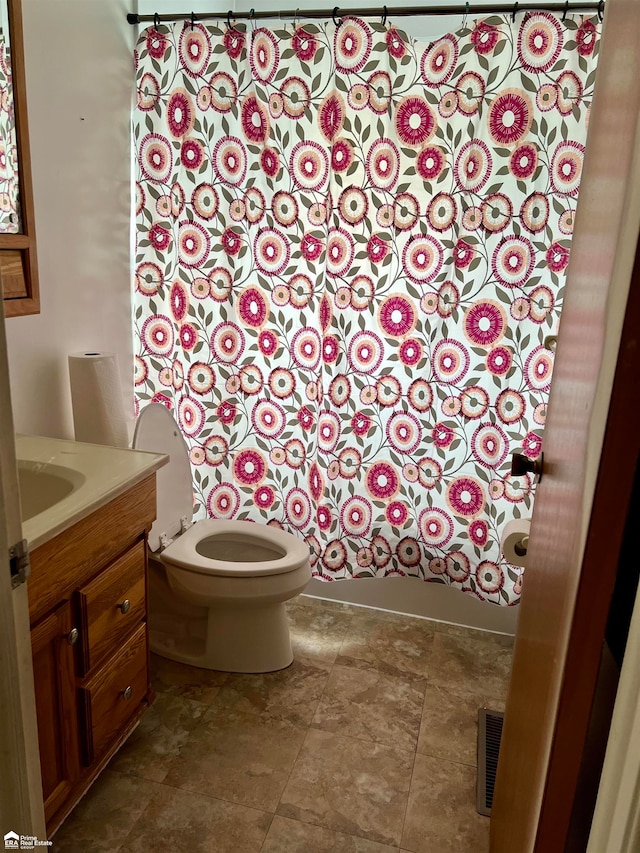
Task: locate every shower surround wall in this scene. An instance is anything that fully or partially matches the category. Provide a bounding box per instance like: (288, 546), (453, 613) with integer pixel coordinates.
(133, 13), (599, 609)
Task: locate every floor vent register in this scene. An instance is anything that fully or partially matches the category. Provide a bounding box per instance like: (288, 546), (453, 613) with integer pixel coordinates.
(477, 708), (505, 816)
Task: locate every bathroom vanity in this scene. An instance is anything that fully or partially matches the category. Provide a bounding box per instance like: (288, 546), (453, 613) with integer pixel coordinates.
(16, 435), (166, 836)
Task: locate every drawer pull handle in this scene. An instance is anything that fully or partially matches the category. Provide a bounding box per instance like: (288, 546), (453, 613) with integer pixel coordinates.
(67, 627), (79, 645)
(118, 599), (131, 615)
(121, 686), (133, 701)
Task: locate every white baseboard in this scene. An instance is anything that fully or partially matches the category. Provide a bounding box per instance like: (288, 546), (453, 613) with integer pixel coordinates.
(303, 576), (519, 636)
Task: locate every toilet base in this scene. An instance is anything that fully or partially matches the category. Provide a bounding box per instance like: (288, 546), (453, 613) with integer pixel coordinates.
(205, 602), (293, 672)
(148, 560), (296, 672)
(150, 603), (293, 672)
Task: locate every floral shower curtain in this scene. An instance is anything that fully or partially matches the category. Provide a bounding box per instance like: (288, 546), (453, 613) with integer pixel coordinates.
(133, 12), (600, 606)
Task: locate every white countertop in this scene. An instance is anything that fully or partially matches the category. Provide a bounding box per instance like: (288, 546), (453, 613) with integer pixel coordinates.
(15, 434), (168, 550)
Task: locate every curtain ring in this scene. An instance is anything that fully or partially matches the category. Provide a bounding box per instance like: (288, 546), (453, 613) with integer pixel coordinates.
(294, 8), (300, 28)
(511, 1), (519, 22)
(332, 6), (342, 27)
(190, 11), (195, 30)
(462, 1), (470, 28)
(381, 5), (387, 26)
(597, 0), (604, 21)
(561, 0), (568, 21)
(153, 12), (160, 29)
(227, 10), (235, 30)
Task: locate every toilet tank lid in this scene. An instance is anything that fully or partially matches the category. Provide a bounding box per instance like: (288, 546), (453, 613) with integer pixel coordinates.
(132, 403), (193, 552)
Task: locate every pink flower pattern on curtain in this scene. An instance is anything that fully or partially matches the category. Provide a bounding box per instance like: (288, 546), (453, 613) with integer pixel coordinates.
(133, 13), (600, 605)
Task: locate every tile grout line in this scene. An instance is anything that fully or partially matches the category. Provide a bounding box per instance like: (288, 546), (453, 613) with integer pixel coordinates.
(395, 633), (438, 853)
(273, 715), (422, 846)
(397, 737), (419, 853)
(257, 811), (277, 853)
(121, 675), (290, 824)
(269, 610), (354, 830)
(265, 606), (406, 846)
(111, 774), (281, 853)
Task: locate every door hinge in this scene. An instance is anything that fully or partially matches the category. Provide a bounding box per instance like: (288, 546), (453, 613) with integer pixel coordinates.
(9, 539), (30, 589)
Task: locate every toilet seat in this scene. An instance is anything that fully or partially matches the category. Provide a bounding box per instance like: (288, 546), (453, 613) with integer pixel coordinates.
(132, 404), (195, 552)
(133, 405), (309, 579)
(161, 519), (310, 578)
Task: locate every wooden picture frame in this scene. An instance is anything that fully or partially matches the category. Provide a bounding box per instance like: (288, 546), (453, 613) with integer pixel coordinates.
(1, 0), (39, 317)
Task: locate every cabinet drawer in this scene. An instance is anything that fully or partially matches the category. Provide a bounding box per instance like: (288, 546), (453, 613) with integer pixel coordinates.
(77, 541), (146, 673)
(80, 622), (148, 763)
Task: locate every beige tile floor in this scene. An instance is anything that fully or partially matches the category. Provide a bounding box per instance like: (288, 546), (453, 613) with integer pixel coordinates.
(52, 596), (514, 853)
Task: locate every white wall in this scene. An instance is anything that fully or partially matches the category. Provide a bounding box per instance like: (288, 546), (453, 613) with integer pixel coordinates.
(5, 0), (135, 439)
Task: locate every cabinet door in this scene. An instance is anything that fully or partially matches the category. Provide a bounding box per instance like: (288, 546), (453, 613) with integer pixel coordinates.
(30, 601), (81, 824)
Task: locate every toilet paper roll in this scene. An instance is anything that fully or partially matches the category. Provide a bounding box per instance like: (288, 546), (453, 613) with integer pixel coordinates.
(68, 352), (129, 448)
(500, 518), (532, 568)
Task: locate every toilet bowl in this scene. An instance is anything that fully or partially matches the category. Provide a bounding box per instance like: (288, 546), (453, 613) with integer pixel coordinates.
(133, 403), (312, 673)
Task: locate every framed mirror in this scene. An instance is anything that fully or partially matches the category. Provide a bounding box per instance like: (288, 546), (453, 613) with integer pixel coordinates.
(0, 0), (39, 317)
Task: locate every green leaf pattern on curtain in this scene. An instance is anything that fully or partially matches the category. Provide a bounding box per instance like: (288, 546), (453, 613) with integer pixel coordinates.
(133, 13), (600, 605)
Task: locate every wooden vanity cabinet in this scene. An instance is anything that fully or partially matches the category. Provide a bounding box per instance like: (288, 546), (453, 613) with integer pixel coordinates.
(27, 475), (158, 836)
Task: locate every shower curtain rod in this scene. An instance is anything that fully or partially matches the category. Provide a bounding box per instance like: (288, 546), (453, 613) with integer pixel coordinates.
(126, 1), (604, 26)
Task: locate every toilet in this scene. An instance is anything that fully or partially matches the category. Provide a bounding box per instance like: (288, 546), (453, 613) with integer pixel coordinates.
(132, 403), (312, 673)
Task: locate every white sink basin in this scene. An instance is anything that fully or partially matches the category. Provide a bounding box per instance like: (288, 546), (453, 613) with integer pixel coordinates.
(14, 435), (167, 549)
(17, 460), (86, 521)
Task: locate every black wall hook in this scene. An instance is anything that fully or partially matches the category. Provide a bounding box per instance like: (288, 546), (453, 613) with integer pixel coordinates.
(511, 1), (519, 22)
(153, 11), (160, 29)
(332, 6), (342, 27)
(381, 5), (387, 25)
(598, 0), (604, 21)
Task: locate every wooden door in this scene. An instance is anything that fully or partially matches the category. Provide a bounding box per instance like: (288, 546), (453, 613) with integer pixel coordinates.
(491, 1), (640, 850)
(30, 601), (81, 825)
(0, 306), (45, 833)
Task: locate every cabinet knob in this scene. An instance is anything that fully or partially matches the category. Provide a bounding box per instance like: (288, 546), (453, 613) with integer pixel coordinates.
(67, 627), (79, 645)
(121, 686), (133, 701)
(117, 599), (131, 615)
